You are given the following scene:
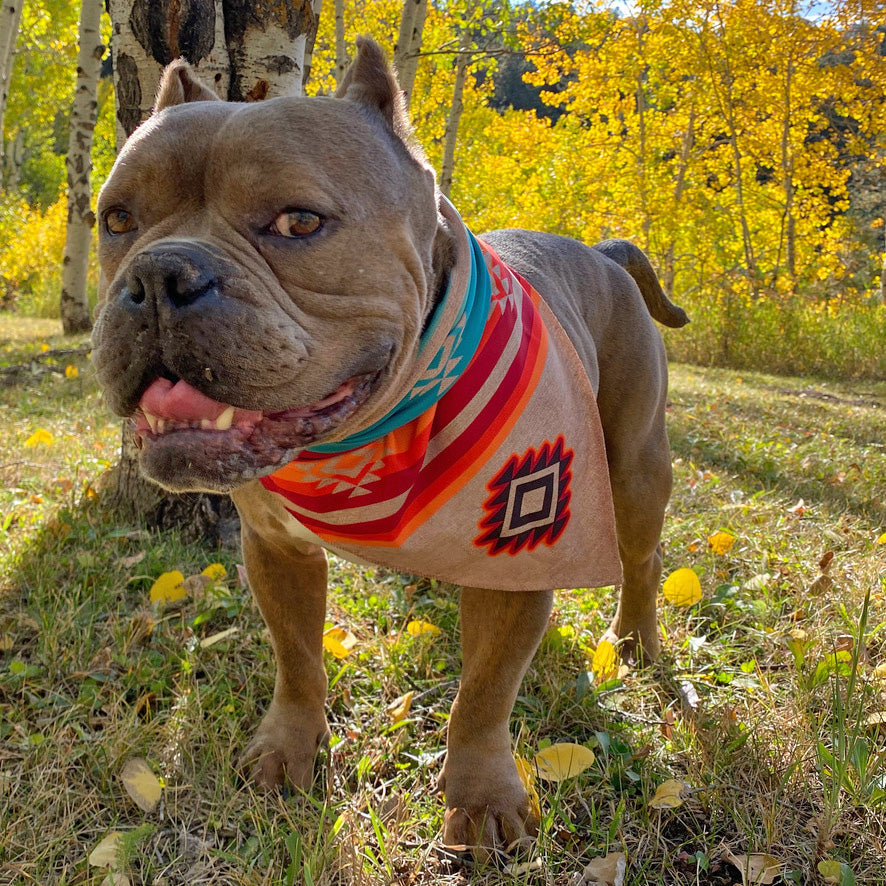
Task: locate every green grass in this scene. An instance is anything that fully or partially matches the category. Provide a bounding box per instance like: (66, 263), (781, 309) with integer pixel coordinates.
(1, 319), (885, 884)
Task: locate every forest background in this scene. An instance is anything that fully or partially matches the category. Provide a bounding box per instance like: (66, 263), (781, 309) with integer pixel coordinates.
(0, 0), (884, 382)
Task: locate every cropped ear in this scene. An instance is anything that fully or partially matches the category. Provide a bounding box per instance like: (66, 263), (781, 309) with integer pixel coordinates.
(335, 36), (410, 138)
(154, 59), (221, 112)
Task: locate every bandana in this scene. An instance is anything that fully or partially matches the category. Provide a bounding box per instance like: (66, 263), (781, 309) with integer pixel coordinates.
(260, 204), (622, 592)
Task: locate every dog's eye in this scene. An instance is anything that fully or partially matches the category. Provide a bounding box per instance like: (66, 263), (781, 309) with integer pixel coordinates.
(104, 208), (136, 235)
(271, 210), (322, 238)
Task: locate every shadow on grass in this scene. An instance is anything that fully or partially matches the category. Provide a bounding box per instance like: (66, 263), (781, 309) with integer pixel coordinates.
(667, 374), (886, 524)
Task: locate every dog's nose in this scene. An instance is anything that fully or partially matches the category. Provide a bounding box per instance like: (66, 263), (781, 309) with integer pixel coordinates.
(124, 243), (218, 310)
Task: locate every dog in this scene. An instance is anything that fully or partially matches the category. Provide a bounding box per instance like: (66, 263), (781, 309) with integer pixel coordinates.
(91, 37), (687, 855)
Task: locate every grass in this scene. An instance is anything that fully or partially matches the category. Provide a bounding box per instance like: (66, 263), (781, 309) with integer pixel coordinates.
(1, 316), (885, 885)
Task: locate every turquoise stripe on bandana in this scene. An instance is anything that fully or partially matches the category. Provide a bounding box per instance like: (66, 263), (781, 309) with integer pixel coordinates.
(307, 226), (492, 454)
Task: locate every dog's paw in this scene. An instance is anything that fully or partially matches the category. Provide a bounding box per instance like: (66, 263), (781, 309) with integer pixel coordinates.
(239, 701), (330, 791)
(438, 753), (539, 863)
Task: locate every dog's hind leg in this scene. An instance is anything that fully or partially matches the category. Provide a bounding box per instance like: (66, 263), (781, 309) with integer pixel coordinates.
(601, 421), (672, 662)
(439, 586), (553, 858)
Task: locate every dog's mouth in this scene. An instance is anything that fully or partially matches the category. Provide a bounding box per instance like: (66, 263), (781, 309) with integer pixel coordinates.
(130, 372), (379, 491)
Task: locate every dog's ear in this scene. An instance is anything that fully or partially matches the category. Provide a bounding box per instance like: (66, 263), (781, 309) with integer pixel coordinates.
(154, 59), (221, 112)
(335, 36), (410, 137)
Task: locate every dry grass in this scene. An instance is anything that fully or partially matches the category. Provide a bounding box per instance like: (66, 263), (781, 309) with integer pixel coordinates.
(1, 320), (885, 885)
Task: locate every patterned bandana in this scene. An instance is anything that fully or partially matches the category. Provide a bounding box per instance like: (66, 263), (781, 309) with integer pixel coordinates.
(260, 205), (622, 592)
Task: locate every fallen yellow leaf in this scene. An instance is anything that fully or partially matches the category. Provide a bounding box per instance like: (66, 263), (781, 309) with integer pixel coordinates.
(201, 562), (227, 581)
(723, 850), (781, 886)
(582, 851), (627, 886)
(707, 530), (735, 554)
(386, 691), (413, 723)
(323, 626), (358, 658)
(515, 755), (541, 821)
(591, 639), (619, 681)
(648, 778), (687, 809)
(149, 571), (186, 605)
(64, 364), (79, 379)
(25, 428), (54, 447)
(88, 831), (123, 868)
(534, 742), (595, 782)
(662, 568), (702, 606)
(120, 757), (162, 813)
(406, 620), (441, 637)
(877, 532), (886, 544)
(101, 873), (132, 886)
(40, 343), (50, 352)
(818, 860), (849, 884)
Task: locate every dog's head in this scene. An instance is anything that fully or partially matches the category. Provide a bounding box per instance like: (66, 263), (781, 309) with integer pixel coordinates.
(92, 38), (454, 493)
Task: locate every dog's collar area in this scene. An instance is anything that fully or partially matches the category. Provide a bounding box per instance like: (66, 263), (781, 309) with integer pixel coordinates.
(306, 222), (492, 454)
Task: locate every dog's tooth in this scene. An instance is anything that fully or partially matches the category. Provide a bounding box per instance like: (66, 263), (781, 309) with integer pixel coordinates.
(157, 418), (166, 434)
(143, 411), (158, 433)
(216, 406), (235, 431)
(201, 418), (212, 430)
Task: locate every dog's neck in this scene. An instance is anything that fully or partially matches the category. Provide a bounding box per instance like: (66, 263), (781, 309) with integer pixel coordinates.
(307, 214), (489, 455)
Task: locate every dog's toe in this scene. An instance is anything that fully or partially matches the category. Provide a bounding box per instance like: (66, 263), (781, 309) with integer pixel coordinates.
(441, 798), (538, 866)
(239, 701), (330, 792)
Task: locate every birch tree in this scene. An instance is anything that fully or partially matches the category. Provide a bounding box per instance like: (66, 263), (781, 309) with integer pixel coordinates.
(60, 0), (104, 334)
(393, 0), (427, 106)
(0, 0), (24, 187)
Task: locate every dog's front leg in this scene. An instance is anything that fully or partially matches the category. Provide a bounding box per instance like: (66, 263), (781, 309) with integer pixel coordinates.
(234, 507), (331, 791)
(440, 587), (553, 857)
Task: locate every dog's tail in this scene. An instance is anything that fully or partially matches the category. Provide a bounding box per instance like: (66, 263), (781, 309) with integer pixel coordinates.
(592, 239), (689, 328)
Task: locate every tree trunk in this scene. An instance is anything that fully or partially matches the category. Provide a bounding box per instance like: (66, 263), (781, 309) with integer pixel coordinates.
(109, 0), (231, 145)
(697, 15), (761, 299)
(663, 106), (696, 298)
(0, 0), (24, 189)
(106, 0), (317, 540)
(393, 0), (427, 107)
(333, 0), (347, 85)
(61, 0), (105, 335)
(223, 0), (319, 100)
(439, 48), (469, 200)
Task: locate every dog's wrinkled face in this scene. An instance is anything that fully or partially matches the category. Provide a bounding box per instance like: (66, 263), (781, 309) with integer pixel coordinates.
(92, 49), (448, 493)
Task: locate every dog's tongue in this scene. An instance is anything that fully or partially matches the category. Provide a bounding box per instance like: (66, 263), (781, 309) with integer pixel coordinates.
(139, 378), (242, 422)
(138, 376), (358, 427)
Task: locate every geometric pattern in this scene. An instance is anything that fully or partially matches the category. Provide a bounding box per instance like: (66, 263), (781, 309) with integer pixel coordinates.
(475, 435), (573, 556)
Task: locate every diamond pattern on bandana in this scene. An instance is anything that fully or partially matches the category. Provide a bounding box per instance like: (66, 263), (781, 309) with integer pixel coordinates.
(475, 436), (573, 556)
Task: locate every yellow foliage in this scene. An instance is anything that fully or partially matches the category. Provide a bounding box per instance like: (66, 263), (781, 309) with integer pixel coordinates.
(0, 193), (68, 293)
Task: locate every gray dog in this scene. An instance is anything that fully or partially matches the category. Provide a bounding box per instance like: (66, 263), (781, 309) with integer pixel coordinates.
(91, 37), (687, 855)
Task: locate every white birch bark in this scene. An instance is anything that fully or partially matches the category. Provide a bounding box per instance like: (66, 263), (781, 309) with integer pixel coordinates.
(333, 0), (347, 85)
(226, 0), (318, 99)
(61, 0), (105, 334)
(393, 0), (427, 107)
(109, 0), (231, 144)
(0, 0), (24, 187)
(439, 49), (469, 199)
